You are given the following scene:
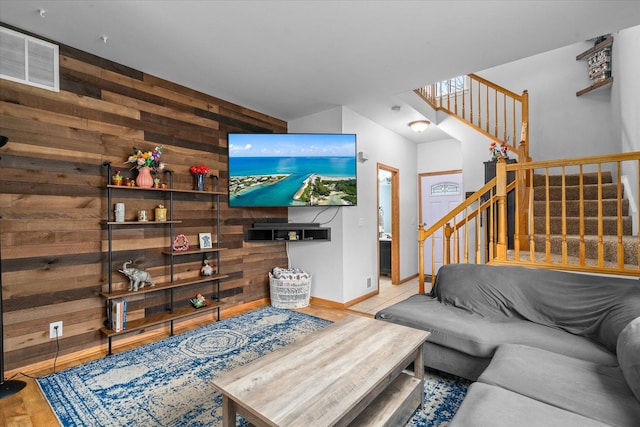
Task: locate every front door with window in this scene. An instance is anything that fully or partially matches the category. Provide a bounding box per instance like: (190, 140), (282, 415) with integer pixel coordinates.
(419, 171), (463, 275)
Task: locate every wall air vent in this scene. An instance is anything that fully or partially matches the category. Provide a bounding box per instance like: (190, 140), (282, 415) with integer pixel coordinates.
(0, 26), (59, 92)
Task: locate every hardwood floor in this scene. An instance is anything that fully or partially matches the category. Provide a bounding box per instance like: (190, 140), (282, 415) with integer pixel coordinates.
(349, 276), (419, 315)
(0, 302), (365, 427)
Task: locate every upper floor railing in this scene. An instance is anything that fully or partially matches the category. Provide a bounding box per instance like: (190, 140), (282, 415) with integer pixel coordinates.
(415, 74), (530, 162)
(418, 153), (640, 293)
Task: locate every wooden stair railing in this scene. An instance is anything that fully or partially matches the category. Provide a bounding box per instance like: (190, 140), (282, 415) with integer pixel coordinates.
(418, 153), (640, 293)
(415, 73), (529, 162)
(415, 74), (532, 251)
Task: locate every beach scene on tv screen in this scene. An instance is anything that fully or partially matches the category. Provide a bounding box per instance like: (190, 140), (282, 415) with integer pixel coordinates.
(228, 133), (357, 207)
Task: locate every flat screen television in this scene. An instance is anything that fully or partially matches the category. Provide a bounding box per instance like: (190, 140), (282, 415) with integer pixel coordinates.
(228, 133), (357, 207)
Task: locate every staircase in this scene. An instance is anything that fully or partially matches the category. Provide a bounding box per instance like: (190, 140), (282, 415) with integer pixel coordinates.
(415, 74), (639, 291)
(522, 171), (637, 268)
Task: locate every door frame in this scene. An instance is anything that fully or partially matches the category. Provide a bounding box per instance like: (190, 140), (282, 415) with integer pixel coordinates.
(377, 163), (400, 284)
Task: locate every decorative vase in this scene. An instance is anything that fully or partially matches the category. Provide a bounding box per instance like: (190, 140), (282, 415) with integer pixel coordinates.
(135, 167), (154, 188)
(194, 173), (206, 191)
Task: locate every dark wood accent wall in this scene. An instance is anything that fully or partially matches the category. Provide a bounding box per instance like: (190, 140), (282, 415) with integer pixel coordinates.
(0, 35), (288, 371)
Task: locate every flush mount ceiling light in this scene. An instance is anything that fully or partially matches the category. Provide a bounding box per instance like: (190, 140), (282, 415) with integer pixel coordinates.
(409, 120), (430, 133)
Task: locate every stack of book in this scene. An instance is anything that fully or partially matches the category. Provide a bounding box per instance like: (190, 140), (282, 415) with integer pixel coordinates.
(109, 298), (127, 332)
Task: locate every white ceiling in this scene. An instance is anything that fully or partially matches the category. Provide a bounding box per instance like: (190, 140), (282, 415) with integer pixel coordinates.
(2, 1), (639, 143)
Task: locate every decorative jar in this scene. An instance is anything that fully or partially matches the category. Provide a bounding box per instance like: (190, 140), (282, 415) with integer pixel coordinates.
(155, 205), (167, 222)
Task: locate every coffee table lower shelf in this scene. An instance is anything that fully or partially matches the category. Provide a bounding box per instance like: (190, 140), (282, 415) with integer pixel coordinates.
(348, 372), (423, 427)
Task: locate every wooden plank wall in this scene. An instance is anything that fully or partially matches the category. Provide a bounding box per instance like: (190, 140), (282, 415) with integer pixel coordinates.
(0, 32), (288, 371)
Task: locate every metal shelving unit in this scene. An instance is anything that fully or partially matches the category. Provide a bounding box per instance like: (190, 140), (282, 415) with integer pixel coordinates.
(101, 162), (227, 355)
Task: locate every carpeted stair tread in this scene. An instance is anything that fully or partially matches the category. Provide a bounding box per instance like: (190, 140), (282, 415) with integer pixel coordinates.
(512, 171), (636, 269)
(507, 248), (638, 270)
(527, 235), (639, 266)
(533, 172), (612, 187)
(532, 199), (628, 217)
(533, 183), (620, 200)
(532, 216), (633, 236)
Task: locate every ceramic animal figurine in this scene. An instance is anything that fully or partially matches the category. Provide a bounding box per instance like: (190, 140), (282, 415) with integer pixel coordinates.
(119, 260), (155, 291)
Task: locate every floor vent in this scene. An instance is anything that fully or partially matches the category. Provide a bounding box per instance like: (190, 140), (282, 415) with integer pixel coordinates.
(0, 26), (59, 92)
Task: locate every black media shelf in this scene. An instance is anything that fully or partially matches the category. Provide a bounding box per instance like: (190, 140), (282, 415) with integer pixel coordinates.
(245, 226), (331, 242)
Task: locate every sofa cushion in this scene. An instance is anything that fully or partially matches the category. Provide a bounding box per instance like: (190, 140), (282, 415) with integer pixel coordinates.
(617, 316), (640, 402)
(431, 264), (640, 352)
(450, 382), (611, 427)
(376, 294), (617, 366)
(478, 344), (640, 427)
(422, 341), (491, 381)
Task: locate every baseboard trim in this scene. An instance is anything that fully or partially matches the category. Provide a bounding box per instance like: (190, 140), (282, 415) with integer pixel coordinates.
(345, 290), (379, 307)
(398, 273), (419, 285)
(309, 296), (346, 309)
(310, 289), (381, 309)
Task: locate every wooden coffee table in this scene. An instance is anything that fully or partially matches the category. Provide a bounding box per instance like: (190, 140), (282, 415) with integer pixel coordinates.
(213, 315), (430, 426)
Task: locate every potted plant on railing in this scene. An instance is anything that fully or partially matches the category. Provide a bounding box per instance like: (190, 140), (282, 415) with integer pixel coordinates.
(489, 141), (509, 161)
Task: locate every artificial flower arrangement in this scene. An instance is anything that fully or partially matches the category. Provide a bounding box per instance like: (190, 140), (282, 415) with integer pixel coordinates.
(190, 164), (210, 175)
(190, 293), (210, 309)
(125, 145), (165, 173)
(489, 141), (509, 160)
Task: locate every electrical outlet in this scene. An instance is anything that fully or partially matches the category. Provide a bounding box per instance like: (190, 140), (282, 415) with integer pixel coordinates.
(49, 321), (63, 339)
(367, 277), (372, 288)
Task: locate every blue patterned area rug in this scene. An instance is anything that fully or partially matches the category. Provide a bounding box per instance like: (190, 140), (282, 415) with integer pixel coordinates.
(37, 307), (469, 426)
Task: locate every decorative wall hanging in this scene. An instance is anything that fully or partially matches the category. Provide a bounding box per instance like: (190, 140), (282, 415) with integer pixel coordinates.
(172, 234), (189, 251)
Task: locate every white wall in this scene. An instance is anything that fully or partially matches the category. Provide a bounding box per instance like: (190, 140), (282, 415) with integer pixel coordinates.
(417, 137), (463, 173)
(416, 111), (503, 194)
(617, 25), (640, 154)
(342, 107), (418, 302)
(288, 106), (418, 304)
(476, 39), (620, 161)
(614, 25), (640, 232)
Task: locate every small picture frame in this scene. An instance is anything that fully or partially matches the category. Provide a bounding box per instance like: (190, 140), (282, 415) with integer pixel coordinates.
(199, 232), (212, 249)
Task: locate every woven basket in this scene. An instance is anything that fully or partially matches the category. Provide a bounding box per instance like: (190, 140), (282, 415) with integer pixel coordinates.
(269, 273), (311, 309)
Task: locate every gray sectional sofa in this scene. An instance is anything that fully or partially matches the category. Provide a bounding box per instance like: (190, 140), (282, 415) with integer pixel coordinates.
(375, 263), (640, 426)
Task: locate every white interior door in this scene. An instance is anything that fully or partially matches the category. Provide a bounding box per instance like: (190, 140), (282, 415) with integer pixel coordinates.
(420, 172), (463, 275)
